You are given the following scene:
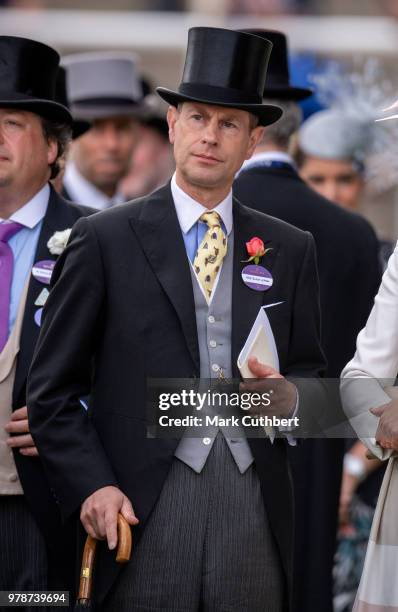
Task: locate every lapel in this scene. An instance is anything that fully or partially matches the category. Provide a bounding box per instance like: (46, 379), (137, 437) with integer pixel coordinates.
(129, 184), (200, 373)
(231, 198), (280, 377)
(13, 187), (77, 406)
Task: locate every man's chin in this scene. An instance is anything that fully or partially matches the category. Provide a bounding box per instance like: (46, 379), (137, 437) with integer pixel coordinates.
(184, 167), (225, 189)
(93, 174), (123, 192)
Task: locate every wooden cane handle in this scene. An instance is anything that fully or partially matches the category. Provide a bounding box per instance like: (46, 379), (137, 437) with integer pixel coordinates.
(77, 513), (132, 603)
(116, 513), (132, 563)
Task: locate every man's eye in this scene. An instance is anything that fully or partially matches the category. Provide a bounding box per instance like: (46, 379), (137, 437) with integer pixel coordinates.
(223, 121), (236, 128)
(338, 176), (355, 184)
(5, 119), (21, 127)
(192, 114), (203, 121)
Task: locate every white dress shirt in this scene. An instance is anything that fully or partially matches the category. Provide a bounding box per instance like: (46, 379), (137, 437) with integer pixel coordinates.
(63, 161), (125, 211)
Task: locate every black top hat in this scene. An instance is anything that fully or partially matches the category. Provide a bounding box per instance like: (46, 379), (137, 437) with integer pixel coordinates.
(0, 36), (72, 123)
(244, 30), (312, 102)
(157, 27), (282, 127)
(55, 67), (91, 139)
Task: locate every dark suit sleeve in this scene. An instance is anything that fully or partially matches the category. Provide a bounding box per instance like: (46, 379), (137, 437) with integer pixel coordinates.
(27, 217), (118, 520)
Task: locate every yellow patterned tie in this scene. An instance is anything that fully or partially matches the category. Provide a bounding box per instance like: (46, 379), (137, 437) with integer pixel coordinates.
(193, 211), (228, 302)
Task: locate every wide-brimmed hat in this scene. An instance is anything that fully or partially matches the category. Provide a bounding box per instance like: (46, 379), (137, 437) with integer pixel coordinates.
(55, 67), (91, 139)
(156, 27), (282, 127)
(0, 36), (72, 124)
(244, 30), (312, 102)
(62, 52), (144, 120)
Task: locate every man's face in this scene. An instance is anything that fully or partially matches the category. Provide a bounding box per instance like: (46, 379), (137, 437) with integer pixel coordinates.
(167, 102), (264, 192)
(300, 156), (364, 210)
(72, 116), (138, 195)
(0, 108), (57, 193)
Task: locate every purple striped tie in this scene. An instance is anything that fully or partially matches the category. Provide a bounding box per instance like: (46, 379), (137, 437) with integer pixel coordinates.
(0, 221), (24, 351)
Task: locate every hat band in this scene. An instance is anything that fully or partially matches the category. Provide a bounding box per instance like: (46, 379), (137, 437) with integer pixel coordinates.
(178, 82), (261, 105)
(71, 96), (140, 107)
(265, 76), (291, 87)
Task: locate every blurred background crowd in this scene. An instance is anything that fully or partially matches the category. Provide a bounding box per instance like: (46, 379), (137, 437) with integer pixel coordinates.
(2, 2), (398, 611)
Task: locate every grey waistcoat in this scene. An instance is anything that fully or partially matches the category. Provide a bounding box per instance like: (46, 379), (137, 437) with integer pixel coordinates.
(175, 231), (254, 474)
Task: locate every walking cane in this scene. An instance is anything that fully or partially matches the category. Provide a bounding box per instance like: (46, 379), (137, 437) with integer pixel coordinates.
(75, 513), (132, 609)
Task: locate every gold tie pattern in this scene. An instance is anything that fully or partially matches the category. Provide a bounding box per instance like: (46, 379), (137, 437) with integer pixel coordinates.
(193, 211), (228, 302)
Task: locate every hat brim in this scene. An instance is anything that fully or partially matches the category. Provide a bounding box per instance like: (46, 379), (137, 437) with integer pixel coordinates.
(0, 94), (72, 124)
(71, 102), (144, 121)
(263, 85), (313, 102)
(156, 87), (282, 127)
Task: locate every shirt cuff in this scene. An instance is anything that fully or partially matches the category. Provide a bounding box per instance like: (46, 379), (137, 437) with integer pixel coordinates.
(278, 388), (299, 446)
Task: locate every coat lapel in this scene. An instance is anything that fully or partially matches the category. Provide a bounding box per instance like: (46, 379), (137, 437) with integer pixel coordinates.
(231, 198), (280, 377)
(129, 184), (200, 373)
(13, 188), (77, 406)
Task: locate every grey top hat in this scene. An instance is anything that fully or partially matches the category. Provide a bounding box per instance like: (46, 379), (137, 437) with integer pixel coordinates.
(62, 51), (144, 120)
(299, 109), (371, 168)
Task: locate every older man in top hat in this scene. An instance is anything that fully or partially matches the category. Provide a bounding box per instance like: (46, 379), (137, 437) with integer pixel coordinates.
(0, 36), (93, 595)
(28, 27), (325, 610)
(234, 29), (381, 612)
(62, 52), (143, 210)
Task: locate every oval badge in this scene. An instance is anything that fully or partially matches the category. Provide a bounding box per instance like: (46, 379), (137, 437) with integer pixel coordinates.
(32, 260), (55, 285)
(241, 264), (273, 292)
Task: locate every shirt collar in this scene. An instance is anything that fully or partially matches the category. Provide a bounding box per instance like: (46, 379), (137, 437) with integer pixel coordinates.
(0, 183), (49, 228)
(241, 150), (295, 172)
(171, 173), (233, 236)
(64, 161), (124, 210)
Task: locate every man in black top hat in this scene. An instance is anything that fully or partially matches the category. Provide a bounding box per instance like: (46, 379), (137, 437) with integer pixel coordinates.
(0, 36), (92, 596)
(28, 27), (325, 610)
(234, 29), (381, 612)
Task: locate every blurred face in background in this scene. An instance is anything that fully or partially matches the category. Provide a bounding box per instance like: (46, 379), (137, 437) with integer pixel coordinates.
(72, 116), (138, 197)
(299, 155), (364, 210)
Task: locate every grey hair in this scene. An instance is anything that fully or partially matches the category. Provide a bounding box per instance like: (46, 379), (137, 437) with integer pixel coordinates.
(260, 99), (303, 149)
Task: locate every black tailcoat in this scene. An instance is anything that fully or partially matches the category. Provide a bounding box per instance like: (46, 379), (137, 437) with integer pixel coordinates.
(28, 183), (326, 606)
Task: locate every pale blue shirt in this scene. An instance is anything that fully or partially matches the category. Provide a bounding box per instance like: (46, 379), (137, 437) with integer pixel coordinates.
(0, 184), (49, 336)
(170, 173), (233, 264)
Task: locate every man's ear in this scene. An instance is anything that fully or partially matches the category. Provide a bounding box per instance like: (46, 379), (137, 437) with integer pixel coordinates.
(167, 106), (178, 144)
(47, 137), (58, 167)
(246, 126), (265, 160)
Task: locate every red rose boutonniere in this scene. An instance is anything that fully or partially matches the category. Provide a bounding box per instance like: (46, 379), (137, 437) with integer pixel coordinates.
(242, 237), (272, 265)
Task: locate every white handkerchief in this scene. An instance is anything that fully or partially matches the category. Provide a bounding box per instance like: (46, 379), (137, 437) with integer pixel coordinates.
(237, 306), (279, 440)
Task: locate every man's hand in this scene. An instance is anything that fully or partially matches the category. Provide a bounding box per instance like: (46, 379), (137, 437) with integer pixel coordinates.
(4, 406), (38, 456)
(80, 486), (139, 550)
(240, 357), (297, 418)
(371, 400), (398, 451)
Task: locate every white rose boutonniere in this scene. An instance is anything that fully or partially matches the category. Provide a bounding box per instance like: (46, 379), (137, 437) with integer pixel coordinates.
(47, 229), (72, 255)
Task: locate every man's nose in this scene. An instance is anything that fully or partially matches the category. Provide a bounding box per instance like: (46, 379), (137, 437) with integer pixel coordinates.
(201, 119), (218, 145)
(101, 126), (120, 150)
